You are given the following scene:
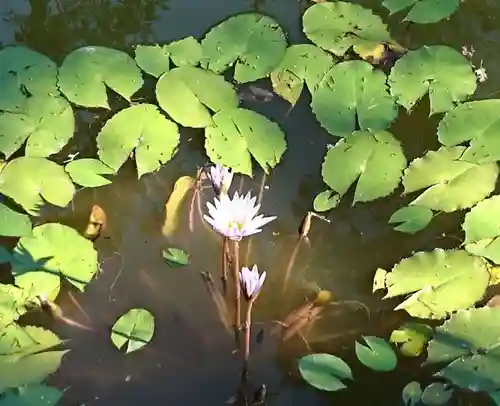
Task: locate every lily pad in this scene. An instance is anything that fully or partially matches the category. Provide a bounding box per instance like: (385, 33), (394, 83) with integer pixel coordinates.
(298, 353), (353, 391)
(0, 285), (29, 329)
(168, 36), (202, 67)
(0, 94), (74, 158)
(156, 67), (238, 128)
(11, 223), (99, 300)
(355, 336), (398, 371)
(270, 44), (336, 106)
(389, 205), (434, 234)
(321, 131), (406, 204)
(388, 46), (476, 115)
(390, 322), (433, 357)
(402, 146), (498, 212)
(421, 382), (453, 406)
(65, 158), (114, 187)
(0, 157), (75, 215)
(311, 61), (397, 137)
(0, 203), (32, 237)
(402, 381), (423, 406)
(382, 0), (461, 24)
(58, 46), (143, 108)
(134, 45), (170, 78)
(97, 104), (179, 178)
(110, 308), (155, 354)
(313, 190), (340, 212)
(200, 13), (287, 83)
(162, 247), (190, 267)
(0, 46), (58, 112)
(379, 249), (491, 319)
(0, 384), (63, 405)
(205, 108), (286, 176)
(426, 307), (500, 393)
(303, 2), (392, 57)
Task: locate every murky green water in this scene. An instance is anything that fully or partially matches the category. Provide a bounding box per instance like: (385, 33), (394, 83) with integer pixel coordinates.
(1, 0), (499, 405)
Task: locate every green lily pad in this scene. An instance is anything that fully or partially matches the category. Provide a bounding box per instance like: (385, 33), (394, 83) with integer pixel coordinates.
(0, 46), (58, 112)
(0, 94), (74, 158)
(313, 190), (340, 213)
(58, 46), (143, 108)
(426, 307), (500, 393)
(390, 322), (433, 357)
(168, 36), (202, 67)
(270, 44), (336, 106)
(110, 308), (155, 354)
(134, 45), (170, 78)
(382, 0), (461, 24)
(0, 285), (29, 329)
(379, 249), (491, 319)
(0, 203), (32, 237)
(311, 61), (397, 138)
(0, 157), (75, 215)
(402, 146), (498, 213)
(321, 131), (406, 204)
(205, 108), (287, 176)
(389, 46), (476, 115)
(303, 2), (392, 57)
(0, 384), (63, 405)
(402, 381), (423, 406)
(389, 205), (434, 234)
(156, 67), (238, 128)
(421, 382), (453, 406)
(65, 158), (114, 188)
(298, 353), (353, 391)
(355, 336), (398, 372)
(162, 247), (189, 267)
(97, 104), (179, 178)
(200, 13), (287, 83)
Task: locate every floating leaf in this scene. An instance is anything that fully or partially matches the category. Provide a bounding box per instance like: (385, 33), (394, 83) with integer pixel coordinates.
(298, 353), (353, 391)
(156, 67), (238, 128)
(161, 176), (196, 237)
(205, 108), (286, 176)
(311, 61), (397, 137)
(313, 190), (340, 212)
(0, 203), (32, 237)
(426, 307), (500, 393)
(0, 285), (29, 328)
(390, 322), (433, 357)
(437, 100), (500, 164)
(97, 104), (179, 177)
(490, 391), (500, 406)
(168, 36), (203, 67)
(402, 381), (422, 406)
(355, 336), (397, 371)
(134, 45), (170, 78)
(322, 131), (406, 204)
(0, 384), (63, 405)
(65, 158), (114, 188)
(389, 205), (433, 234)
(382, 0), (461, 24)
(0, 46), (58, 112)
(303, 2), (392, 57)
(421, 382), (453, 406)
(110, 308), (155, 354)
(388, 46), (476, 115)
(162, 247), (190, 267)
(403, 146), (498, 212)
(270, 44), (336, 105)
(381, 249), (491, 319)
(201, 13), (287, 83)
(0, 157), (75, 215)
(11, 223), (98, 300)
(58, 46), (143, 108)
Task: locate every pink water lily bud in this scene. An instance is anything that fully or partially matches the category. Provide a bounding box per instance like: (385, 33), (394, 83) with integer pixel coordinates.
(207, 163), (234, 196)
(239, 265), (266, 301)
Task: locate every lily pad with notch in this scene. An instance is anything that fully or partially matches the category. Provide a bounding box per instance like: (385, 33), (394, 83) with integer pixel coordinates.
(162, 247), (190, 268)
(110, 308), (155, 354)
(355, 335), (398, 371)
(298, 353), (353, 391)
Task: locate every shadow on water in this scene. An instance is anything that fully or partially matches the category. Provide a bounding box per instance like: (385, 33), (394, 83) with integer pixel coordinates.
(1, 0), (499, 405)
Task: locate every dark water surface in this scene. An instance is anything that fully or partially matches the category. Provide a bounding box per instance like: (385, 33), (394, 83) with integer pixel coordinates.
(1, 0), (499, 405)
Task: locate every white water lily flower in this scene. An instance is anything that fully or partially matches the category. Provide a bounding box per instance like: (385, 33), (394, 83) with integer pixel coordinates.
(239, 265), (266, 301)
(207, 163), (233, 196)
(204, 191), (276, 241)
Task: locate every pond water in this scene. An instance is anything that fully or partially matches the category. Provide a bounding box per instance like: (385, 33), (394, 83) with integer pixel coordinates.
(1, 0), (499, 405)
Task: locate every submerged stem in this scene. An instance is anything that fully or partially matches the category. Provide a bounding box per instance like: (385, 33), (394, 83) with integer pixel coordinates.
(232, 240), (242, 346)
(221, 237), (228, 294)
(243, 300), (254, 379)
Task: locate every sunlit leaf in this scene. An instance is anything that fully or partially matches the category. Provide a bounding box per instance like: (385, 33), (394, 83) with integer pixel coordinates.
(161, 176), (196, 237)
(0, 203), (32, 237)
(156, 67), (238, 128)
(0, 94), (74, 158)
(390, 322), (433, 357)
(403, 146), (498, 212)
(97, 104), (179, 178)
(402, 381), (422, 406)
(389, 205), (433, 234)
(205, 108), (286, 176)
(65, 158), (114, 188)
(110, 308), (155, 354)
(355, 336), (397, 371)
(168, 36), (203, 67)
(0, 285), (29, 329)
(134, 44), (170, 78)
(311, 61), (397, 137)
(298, 353), (353, 391)
(162, 247), (189, 267)
(0, 157), (75, 215)
(425, 307), (500, 393)
(322, 131), (406, 204)
(58, 46), (143, 108)
(201, 13), (287, 83)
(0, 383), (63, 405)
(382, 0), (461, 24)
(313, 190), (340, 212)
(421, 382), (453, 406)
(389, 46), (476, 115)
(303, 2), (392, 57)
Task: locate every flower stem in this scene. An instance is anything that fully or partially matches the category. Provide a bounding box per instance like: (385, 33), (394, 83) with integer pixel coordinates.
(232, 240), (242, 346)
(221, 236), (228, 294)
(242, 300), (254, 379)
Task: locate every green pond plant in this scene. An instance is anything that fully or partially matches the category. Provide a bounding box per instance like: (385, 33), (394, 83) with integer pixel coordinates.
(1, 0), (500, 404)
